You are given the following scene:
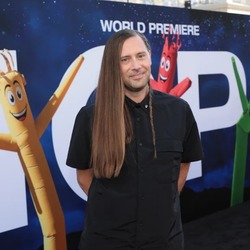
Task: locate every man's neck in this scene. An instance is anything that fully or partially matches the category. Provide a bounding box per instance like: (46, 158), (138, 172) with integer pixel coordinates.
(125, 84), (149, 103)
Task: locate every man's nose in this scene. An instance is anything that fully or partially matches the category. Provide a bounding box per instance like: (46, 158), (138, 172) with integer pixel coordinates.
(131, 58), (141, 69)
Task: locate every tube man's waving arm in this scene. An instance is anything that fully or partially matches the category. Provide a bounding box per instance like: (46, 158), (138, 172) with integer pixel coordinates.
(35, 55), (84, 138)
(0, 134), (18, 151)
(230, 57), (250, 206)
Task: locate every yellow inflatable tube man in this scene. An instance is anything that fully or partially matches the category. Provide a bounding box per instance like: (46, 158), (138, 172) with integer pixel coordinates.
(0, 49), (84, 250)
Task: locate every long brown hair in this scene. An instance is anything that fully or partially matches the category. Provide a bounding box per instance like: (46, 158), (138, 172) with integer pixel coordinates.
(91, 29), (151, 178)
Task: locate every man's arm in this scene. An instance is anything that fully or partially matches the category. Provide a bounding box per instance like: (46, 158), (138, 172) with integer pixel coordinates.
(76, 168), (94, 196)
(178, 162), (190, 193)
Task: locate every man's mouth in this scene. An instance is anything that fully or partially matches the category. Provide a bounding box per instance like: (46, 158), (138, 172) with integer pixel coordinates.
(11, 106), (27, 121)
(131, 72), (144, 80)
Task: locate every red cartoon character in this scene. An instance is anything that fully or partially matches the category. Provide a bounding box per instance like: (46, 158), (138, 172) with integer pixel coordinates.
(150, 34), (191, 97)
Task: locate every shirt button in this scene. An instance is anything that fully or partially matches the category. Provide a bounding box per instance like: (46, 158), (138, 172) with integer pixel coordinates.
(138, 142), (142, 147)
(137, 117), (141, 121)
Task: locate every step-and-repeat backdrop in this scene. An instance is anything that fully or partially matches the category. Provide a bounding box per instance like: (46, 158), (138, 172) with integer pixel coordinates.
(0, 0), (249, 249)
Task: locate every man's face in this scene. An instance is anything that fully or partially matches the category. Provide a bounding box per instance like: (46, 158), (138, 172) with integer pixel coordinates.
(120, 35), (151, 97)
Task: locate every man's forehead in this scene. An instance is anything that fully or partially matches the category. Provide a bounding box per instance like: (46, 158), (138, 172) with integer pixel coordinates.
(121, 36), (148, 56)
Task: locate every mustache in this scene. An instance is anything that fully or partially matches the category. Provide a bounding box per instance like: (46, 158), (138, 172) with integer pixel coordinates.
(129, 69), (144, 76)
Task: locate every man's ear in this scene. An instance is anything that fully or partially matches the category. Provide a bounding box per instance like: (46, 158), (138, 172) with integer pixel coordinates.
(149, 50), (152, 65)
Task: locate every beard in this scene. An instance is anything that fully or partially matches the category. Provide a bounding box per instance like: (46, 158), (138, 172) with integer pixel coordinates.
(124, 82), (149, 93)
(123, 74), (150, 93)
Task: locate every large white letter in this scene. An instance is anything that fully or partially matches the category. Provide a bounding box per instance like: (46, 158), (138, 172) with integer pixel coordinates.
(178, 51), (246, 180)
(52, 46), (105, 201)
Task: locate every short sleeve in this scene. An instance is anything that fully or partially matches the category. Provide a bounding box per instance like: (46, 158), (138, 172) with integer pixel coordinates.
(181, 104), (203, 163)
(66, 106), (93, 169)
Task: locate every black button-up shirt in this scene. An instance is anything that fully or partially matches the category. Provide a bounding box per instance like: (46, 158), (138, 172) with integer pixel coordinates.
(67, 90), (203, 250)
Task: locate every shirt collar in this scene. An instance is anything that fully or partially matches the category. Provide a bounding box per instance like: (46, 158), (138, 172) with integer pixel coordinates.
(125, 94), (150, 112)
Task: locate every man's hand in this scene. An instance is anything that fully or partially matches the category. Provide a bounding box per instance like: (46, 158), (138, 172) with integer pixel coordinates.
(77, 168), (94, 195)
(178, 162), (190, 193)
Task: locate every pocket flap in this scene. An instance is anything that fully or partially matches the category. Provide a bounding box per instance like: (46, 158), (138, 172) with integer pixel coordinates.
(156, 139), (183, 152)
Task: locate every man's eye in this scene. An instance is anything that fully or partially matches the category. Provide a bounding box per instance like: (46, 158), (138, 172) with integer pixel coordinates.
(138, 54), (145, 59)
(121, 58), (129, 63)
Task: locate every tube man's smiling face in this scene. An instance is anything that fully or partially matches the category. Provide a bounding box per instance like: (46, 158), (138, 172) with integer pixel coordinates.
(0, 71), (27, 122)
(159, 53), (171, 83)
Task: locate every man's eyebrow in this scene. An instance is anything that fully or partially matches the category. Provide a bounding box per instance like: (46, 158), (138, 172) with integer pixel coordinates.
(121, 54), (130, 58)
(121, 51), (147, 57)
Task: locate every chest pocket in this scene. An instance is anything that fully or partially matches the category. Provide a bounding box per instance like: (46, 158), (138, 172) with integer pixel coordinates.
(155, 139), (183, 184)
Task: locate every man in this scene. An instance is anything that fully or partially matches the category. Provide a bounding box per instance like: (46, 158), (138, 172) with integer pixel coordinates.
(66, 29), (203, 250)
